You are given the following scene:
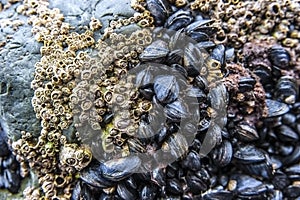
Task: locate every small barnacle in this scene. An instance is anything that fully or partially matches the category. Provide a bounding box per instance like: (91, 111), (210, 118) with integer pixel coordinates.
(67, 80), (76, 90)
(44, 142), (55, 157)
(53, 174), (68, 188)
(12, 139), (23, 151)
(282, 38), (298, 48)
(138, 100), (152, 112)
(81, 70), (92, 80)
(51, 89), (62, 100)
(79, 112), (89, 124)
(34, 87), (45, 98)
(61, 87), (71, 95)
(89, 17), (102, 31)
(59, 144), (92, 171)
(40, 108), (51, 120)
(74, 88), (88, 102)
(81, 100), (93, 111)
(41, 119), (50, 128)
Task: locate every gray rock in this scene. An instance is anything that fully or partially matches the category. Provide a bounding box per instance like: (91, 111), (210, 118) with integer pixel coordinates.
(0, 3), (41, 141)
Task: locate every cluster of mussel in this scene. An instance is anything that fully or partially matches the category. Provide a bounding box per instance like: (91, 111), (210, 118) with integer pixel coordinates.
(0, 122), (22, 193)
(70, 1), (300, 200)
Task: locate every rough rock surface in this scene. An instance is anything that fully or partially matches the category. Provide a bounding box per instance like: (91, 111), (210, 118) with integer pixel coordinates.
(0, 1), (41, 141)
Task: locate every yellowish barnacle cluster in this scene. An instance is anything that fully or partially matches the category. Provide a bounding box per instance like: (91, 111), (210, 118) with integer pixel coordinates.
(191, 0), (300, 61)
(70, 30), (152, 155)
(10, 0), (155, 199)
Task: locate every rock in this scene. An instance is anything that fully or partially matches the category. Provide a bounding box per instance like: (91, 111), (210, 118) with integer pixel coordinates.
(0, 2), (41, 140)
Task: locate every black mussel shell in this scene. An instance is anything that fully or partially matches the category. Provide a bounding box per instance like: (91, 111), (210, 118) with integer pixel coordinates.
(238, 76), (256, 92)
(139, 83), (155, 101)
(164, 99), (189, 122)
(210, 44), (225, 66)
(186, 174), (207, 194)
(234, 145), (266, 164)
(154, 75), (179, 104)
(164, 10), (193, 31)
(2, 169), (21, 193)
(202, 189), (233, 200)
(0, 127), (10, 157)
(181, 150), (201, 171)
(211, 140), (233, 167)
(151, 167), (166, 187)
(146, 0), (172, 26)
(236, 122), (259, 142)
(183, 42), (204, 77)
(265, 99), (289, 117)
(166, 178), (183, 195)
(139, 40), (169, 62)
(275, 125), (299, 142)
(101, 156), (141, 181)
(268, 45), (291, 68)
(117, 180), (138, 200)
(80, 161), (115, 188)
(141, 184), (158, 200)
(208, 84), (228, 111)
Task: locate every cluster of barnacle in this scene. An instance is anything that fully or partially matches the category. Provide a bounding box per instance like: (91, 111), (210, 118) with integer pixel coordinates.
(10, 0), (102, 199)
(69, 29), (153, 157)
(193, 0), (300, 53)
